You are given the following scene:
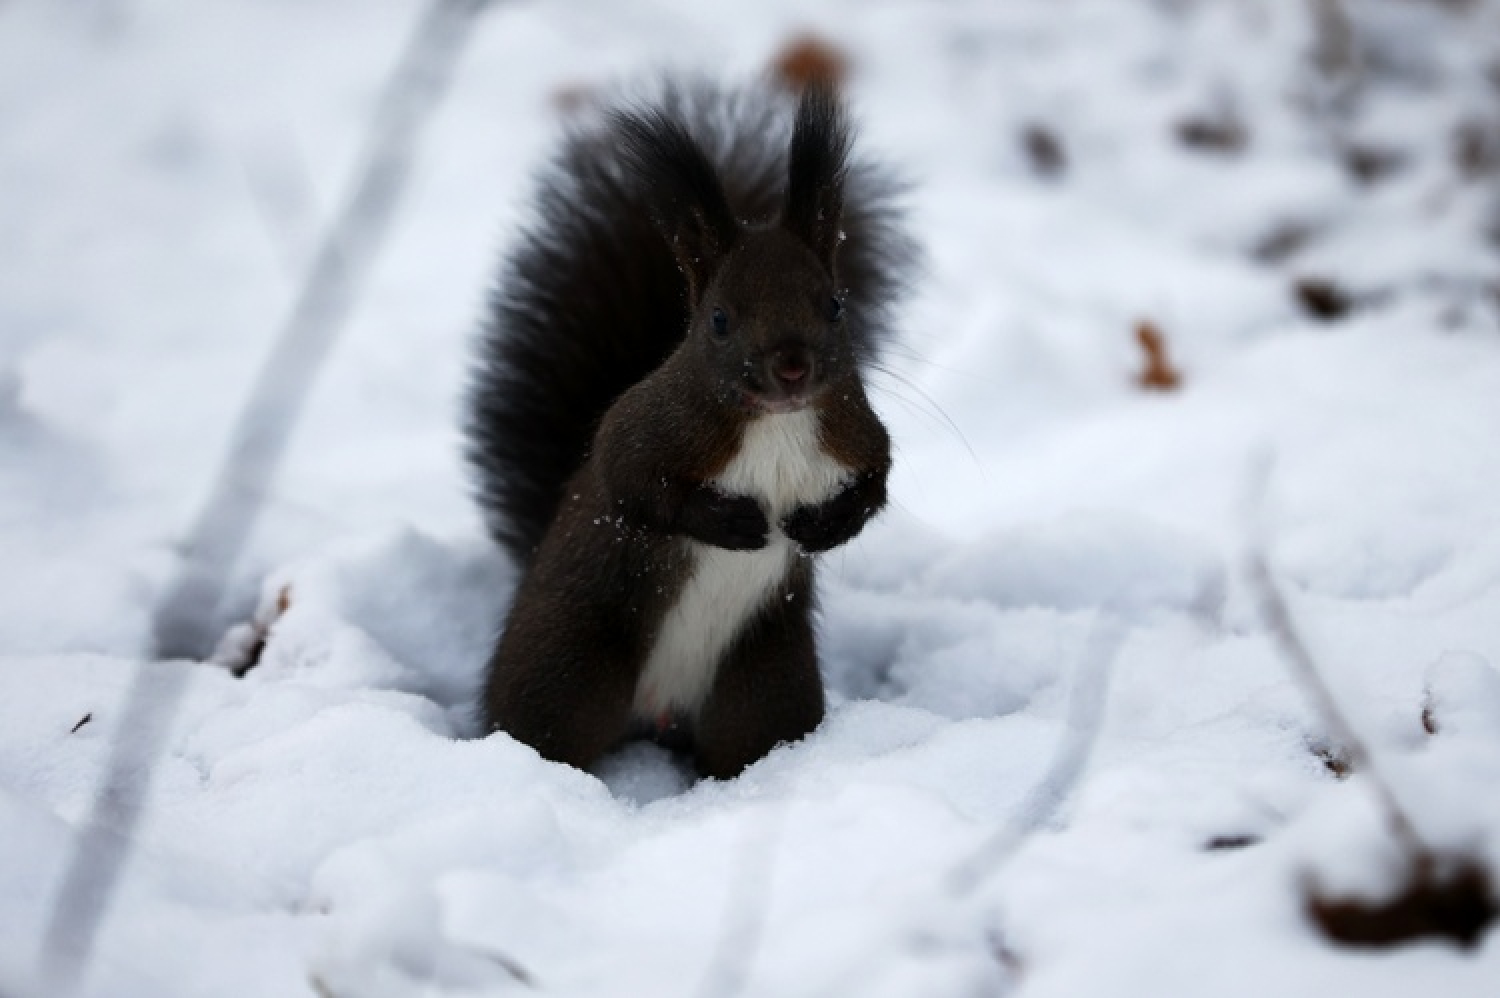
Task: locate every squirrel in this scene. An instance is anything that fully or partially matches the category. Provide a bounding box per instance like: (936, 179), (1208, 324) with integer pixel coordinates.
(465, 79), (913, 779)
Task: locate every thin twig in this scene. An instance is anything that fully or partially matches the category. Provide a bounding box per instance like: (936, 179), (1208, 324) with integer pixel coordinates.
(151, 0), (490, 661)
(1245, 551), (1427, 858)
(817, 614), (1124, 998)
(37, 2), (490, 992)
(1242, 456), (1427, 860)
(237, 132), (320, 280)
(945, 614), (1125, 895)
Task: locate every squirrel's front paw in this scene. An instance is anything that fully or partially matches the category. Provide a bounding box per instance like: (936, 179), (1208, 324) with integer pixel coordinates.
(783, 479), (880, 553)
(677, 486), (769, 550)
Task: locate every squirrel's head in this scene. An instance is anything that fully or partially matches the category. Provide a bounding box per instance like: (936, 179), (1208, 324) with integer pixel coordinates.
(618, 83), (855, 414)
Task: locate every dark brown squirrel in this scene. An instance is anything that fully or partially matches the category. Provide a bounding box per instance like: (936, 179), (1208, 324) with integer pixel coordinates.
(465, 79), (914, 779)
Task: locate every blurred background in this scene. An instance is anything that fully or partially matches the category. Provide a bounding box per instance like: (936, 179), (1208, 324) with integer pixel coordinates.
(2, 0), (1498, 655)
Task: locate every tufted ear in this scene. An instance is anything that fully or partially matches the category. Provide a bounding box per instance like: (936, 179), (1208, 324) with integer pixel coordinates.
(614, 107), (740, 303)
(781, 81), (850, 270)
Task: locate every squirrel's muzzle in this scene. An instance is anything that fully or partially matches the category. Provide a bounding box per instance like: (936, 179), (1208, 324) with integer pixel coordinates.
(770, 346), (813, 389)
(744, 343), (819, 412)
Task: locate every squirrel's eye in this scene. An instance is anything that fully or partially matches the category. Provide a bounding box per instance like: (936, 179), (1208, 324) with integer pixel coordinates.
(710, 306), (730, 336)
(825, 295), (845, 323)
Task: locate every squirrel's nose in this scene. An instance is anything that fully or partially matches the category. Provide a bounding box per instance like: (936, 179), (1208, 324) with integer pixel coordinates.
(769, 347), (813, 391)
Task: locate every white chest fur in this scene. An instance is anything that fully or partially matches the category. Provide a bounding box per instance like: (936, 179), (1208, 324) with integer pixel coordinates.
(632, 409), (850, 719)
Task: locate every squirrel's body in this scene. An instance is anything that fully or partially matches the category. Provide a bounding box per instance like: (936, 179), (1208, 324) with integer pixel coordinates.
(467, 80), (911, 778)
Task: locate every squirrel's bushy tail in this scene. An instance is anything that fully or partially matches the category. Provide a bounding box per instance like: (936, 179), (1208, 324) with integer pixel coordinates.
(465, 78), (914, 564)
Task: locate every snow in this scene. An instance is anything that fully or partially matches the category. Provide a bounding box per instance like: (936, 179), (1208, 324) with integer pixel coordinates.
(3, 0), (1500, 995)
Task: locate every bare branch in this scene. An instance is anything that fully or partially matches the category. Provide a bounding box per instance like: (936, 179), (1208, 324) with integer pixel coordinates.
(151, 0), (491, 661)
(37, 2), (492, 991)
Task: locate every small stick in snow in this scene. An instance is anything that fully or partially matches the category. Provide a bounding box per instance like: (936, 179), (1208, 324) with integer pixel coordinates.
(945, 615), (1125, 896)
(1244, 551), (1426, 858)
(824, 617), (1124, 997)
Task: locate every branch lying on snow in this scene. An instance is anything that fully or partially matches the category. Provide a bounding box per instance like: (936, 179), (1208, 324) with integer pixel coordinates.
(1248, 549), (1496, 946)
(37, 2), (492, 992)
(946, 615), (1125, 897)
(1245, 464), (1495, 947)
(811, 614), (1126, 998)
(1244, 551), (1425, 857)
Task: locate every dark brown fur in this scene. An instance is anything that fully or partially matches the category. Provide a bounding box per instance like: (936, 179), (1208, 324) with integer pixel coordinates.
(469, 80), (911, 778)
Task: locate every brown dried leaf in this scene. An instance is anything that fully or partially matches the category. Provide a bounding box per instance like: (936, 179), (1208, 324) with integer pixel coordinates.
(1253, 220), (1318, 263)
(770, 35), (849, 93)
(1020, 123), (1066, 178)
(1308, 857), (1496, 949)
(1343, 143), (1406, 185)
(1175, 114), (1247, 154)
(1454, 118), (1500, 178)
(1294, 277), (1353, 321)
(1135, 321), (1182, 392)
(1311, 739), (1354, 779)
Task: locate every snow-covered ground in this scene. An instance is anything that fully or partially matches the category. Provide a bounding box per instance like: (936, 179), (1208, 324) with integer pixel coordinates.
(3, 0), (1500, 994)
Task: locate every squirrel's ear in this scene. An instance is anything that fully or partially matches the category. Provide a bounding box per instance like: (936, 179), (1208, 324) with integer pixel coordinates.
(614, 108), (739, 302)
(782, 82), (850, 269)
